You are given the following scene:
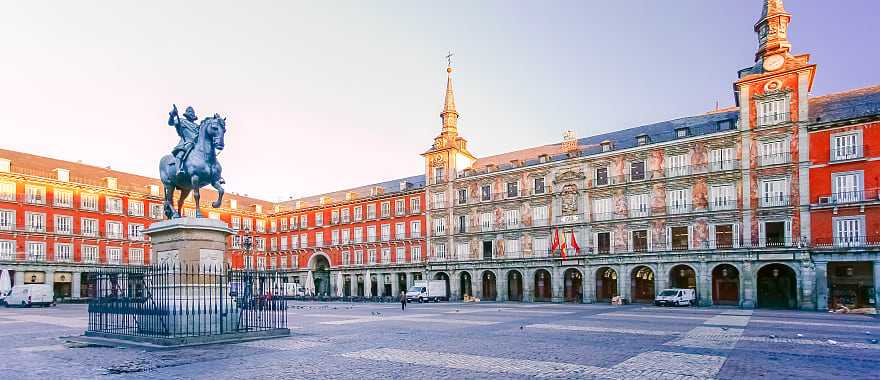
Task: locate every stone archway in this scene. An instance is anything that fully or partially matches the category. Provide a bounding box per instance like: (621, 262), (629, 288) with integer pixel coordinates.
(507, 270), (523, 301)
(631, 266), (655, 303)
(434, 272), (451, 300)
(564, 268), (583, 303)
(669, 264), (697, 290)
(481, 271), (497, 301)
(757, 263), (797, 309)
(460, 271), (473, 299)
(712, 264), (740, 305)
(595, 267), (618, 302)
(534, 269), (552, 302)
(311, 254), (331, 296)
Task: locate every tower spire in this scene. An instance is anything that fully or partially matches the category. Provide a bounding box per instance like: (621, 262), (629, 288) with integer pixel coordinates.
(754, 0), (792, 62)
(441, 53), (458, 135)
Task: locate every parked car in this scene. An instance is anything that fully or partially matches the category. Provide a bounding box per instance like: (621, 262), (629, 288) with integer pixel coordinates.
(654, 288), (696, 307)
(406, 280), (447, 303)
(5, 284), (55, 307)
(0, 290), (9, 306)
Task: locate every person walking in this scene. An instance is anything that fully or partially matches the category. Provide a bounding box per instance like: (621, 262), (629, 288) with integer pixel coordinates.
(400, 291), (407, 311)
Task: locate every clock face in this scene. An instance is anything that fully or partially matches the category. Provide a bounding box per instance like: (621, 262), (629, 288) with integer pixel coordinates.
(763, 55), (784, 71)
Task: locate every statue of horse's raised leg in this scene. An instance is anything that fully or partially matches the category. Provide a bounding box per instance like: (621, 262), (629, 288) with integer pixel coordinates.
(211, 180), (224, 209)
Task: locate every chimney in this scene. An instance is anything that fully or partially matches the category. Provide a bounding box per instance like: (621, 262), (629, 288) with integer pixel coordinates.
(53, 168), (70, 182)
(510, 159), (521, 168)
(399, 181), (411, 191)
(0, 158), (9, 173)
(538, 154), (549, 163)
(255, 204), (263, 214)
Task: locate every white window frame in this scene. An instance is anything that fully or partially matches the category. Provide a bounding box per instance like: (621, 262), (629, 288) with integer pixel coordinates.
(831, 171), (863, 203)
(709, 184), (737, 211)
(54, 189), (74, 208)
(830, 131), (862, 161)
(54, 214), (73, 235)
(54, 243), (73, 262)
(833, 216), (865, 247)
(80, 193), (98, 211)
(760, 177), (789, 207)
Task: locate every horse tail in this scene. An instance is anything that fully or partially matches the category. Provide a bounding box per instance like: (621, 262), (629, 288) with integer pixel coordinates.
(159, 154), (176, 185)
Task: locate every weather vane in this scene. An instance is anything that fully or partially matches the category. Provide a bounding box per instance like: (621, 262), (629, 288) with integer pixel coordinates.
(445, 51), (454, 67)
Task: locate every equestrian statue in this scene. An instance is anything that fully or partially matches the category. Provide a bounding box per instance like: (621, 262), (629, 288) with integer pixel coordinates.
(159, 104), (227, 219)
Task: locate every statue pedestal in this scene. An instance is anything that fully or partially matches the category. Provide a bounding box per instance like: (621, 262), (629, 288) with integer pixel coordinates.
(145, 217), (231, 269)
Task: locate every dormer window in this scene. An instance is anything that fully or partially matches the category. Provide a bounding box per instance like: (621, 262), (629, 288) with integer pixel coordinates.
(675, 128), (689, 139)
(54, 168), (70, 182)
(600, 141), (613, 153)
(636, 135), (650, 146)
(538, 154), (549, 163)
(718, 119), (734, 131)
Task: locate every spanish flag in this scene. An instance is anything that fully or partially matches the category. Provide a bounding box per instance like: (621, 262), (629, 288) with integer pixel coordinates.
(569, 230), (581, 254)
(551, 228), (560, 253)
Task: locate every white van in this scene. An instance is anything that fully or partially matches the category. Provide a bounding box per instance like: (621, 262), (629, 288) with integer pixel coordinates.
(5, 284), (55, 307)
(406, 280), (448, 303)
(654, 288), (696, 307)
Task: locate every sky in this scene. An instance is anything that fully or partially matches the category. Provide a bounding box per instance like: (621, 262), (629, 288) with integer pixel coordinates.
(0, 1), (877, 202)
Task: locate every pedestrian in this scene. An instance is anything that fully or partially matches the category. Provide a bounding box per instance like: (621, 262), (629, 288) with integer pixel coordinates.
(400, 290), (407, 311)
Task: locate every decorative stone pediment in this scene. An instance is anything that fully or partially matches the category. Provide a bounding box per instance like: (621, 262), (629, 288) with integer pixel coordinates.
(554, 170), (585, 184)
(430, 154), (445, 168)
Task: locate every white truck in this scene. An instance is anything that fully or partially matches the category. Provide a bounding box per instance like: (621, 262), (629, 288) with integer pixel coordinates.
(5, 284), (55, 307)
(406, 280), (447, 303)
(654, 288), (697, 307)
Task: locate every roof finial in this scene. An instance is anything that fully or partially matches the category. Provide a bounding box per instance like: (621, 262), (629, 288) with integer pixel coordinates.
(754, 0), (792, 62)
(440, 51), (458, 134)
(445, 50), (454, 73)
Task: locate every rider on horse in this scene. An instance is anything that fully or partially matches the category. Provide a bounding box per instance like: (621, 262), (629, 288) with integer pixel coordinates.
(168, 105), (224, 184)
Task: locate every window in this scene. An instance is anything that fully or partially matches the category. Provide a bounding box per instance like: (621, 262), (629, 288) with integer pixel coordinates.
(481, 185), (492, 201)
(713, 224), (736, 248)
(381, 201), (391, 217)
(594, 167), (608, 186)
(592, 198), (612, 221)
(709, 148), (735, 171)
(80, 193), (98, 210)
(533, 237), (549, 257)
(760, 178), (788, 207)
(231, 216), (241, 230)
(717, 119), (735, 131)
(128, 200), (144, 216)
(331, 210), (339, 224)
(630, 161), (645, 181)
(291, 235), (299, 249)
(631, 230), (649, 252)
(601, 142), (612, 152)
(342, 251), (351, 266)
(381, 248), (391, 263)
(434, 218), (446, 234)
(209, 212), (221, 220)
(675, 127), (689, 138)
(331, 229), (339, 245)
(341, 208), (350, 223)
(410, 221), (421, 239)
(533, 205), (548, 226)
(411, 246), (422, 262)
(24, 185), (45, 205)
(595, 232), (611, 254)
(834, 217), (864, 246)
(315, 232), (324, 247)
(629, 194), (650, 217)
(434, 244), (446, 260)
(354, 250), (364, 265)
(270, 237), (277, 251)
(0, 240), (14, 260)
(54, 215), (73, 234)
(381, 224), (391, 241)
(756, 98), (788, 126)
(289, 216), (298, 229)
(368, 249), (377, 264)
(26, 242), (46, 261)
(669, 226), (689, 251)
(129, 248), (144, 265)
(367, 204), (376, 219)
(396, 247), (406, 263)
(760, 220), (789, 247)
(831, 132), (862, 161)
(300, 215), (307, 228)
(244, 256), (253, 270)
(55, 243), (73, 262)
(759, 140), (787, 166)
(256, 219), (265, 232)
(354, 206), (363, 221)
(129, 224), (144, 241)
(667, 188), (691, 214)
(457, 215), (468, 233)
(504, 209), (520, 229)
(106, 221), (123, 239)
(0, 210), (14, 230)
(506, 238), (521, 256)
(256, 256), (266, 270)
(54, 189), (73, 208)
(395, 199), (405, 215)
(709, 184), (736, 211)
(25, 212), (45, 232)
(434, 167), (444, 184)
(315, 212), (323, 226)
(280, 218), (288, 231)
(106, 196), (122, 214)
(636, 135), (650, 146)
(354, 227), (364, 243)
(81, 218), (98, 237)
(410, 197), (421, 213)
(341, 229), (350, 244)
(666, 154), (688, 177)
(367, 226), (377, 242)
(150, 203), (163, 219)
(534, 177), (546, 194)
(457, 188), (468, 205)
(432, 192), (446, 209)
(0, 181), (15, 201)
(255, 237), (266, 251)
(506, 181), (519, 198)
(832, 172), (863, 203)
(270, 220), (277, 232)
(395, 222), (405, 240)
(82, 245), (98, 263)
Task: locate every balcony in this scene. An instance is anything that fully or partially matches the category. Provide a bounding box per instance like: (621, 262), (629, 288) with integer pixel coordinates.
(759, 194), (792, 208)
(830, 146), (865, 162)
(813, 235), (880, 248)
(756, 112), (790, 128)
(815, 189), (880, 206)
(758, 152), (791, 166)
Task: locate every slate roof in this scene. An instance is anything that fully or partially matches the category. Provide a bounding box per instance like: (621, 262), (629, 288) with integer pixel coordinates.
(808, 85), (880, 124)
(277, 174), (425, 211)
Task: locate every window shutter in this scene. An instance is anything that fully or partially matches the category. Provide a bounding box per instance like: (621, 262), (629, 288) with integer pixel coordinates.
(609, 231), (614, 254)
(784, 219), (792, 246)
(733, 223), (740, 248)
(628, 231), (634, 253)
(665, 226), (672, 250)
(687, 225), (694, 249)
(708, 224), (716, 249)
(646, 229), (653, 252)
(593, 232), (599, 254)
(758, 222), (766, 247)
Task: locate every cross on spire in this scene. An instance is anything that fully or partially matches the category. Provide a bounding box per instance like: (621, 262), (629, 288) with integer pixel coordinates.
(445, 51), (454, 68)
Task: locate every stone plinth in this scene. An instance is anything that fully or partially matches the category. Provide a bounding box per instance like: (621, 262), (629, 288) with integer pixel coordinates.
(144, 217), (231, 269)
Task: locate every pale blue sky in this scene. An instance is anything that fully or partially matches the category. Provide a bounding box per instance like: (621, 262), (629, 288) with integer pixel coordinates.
(0, 1), (876, 201)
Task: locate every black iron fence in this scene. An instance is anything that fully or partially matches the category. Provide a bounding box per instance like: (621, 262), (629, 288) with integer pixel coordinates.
(86, 265), (287, 339)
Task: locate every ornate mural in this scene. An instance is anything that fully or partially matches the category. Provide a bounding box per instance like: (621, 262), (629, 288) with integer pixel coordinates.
(561, 184), (579, 215)
(693, 177), (708, 211)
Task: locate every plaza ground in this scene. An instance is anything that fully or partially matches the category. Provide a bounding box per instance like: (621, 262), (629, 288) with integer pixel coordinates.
(0, 302), (878, 379)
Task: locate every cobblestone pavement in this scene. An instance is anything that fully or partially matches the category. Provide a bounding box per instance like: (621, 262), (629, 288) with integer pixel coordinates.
(0, 302), (878, 379)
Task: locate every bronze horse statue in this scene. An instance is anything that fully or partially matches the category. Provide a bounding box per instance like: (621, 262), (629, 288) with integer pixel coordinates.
(159, 115), (226, 218)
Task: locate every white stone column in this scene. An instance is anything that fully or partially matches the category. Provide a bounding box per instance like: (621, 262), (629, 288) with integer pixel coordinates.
(498, 270), (508, 302)
(583, 266), (595, 303)
(741, 261), (755, 308)
(698, 261), (712, 307)
(390, 272), (399, 298)
(14, 271), (24, 286)
(72, 272), (82, 299)
(551, 266), (564, 303)
(450, 271), (461, 300)
(377, 273), (386, 297)
(815, 262), (828, 311)
(619, 265), (630, 302)
(523, 268), (534, 302)
(873, 261), (880, 308)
